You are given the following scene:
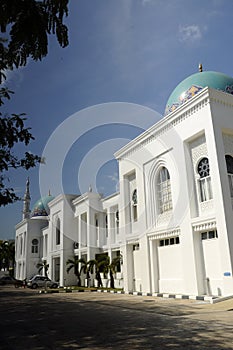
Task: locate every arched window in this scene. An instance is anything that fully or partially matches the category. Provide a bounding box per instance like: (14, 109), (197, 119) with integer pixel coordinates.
(31, 238), (38, 253)
(20, 237), (23, 255)
(225, 155), (233, 198)
(116, 210), (119, 234)
(105, 214), (108, 237)
(132, 189), (138, 222)
(197, 157), (213, 202)
(95, 215), (99, 242)
(56, 218), (60, 245)
(157, 167), (172, 213)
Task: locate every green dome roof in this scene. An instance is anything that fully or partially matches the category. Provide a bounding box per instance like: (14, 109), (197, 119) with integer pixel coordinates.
(165, 71), (233, 115)
(31, 194), (55, 217)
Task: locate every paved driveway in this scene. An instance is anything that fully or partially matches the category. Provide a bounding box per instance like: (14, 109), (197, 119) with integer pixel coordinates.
(1, 286), (233, 349)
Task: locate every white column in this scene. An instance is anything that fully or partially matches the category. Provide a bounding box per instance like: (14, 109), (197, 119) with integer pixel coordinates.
(122, 243), (134, 293)
(149, 239), (159, 293)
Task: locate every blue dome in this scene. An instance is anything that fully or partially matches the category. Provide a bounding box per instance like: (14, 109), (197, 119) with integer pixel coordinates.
(165, 71), (233, 115)
(31, 194), (55, 217)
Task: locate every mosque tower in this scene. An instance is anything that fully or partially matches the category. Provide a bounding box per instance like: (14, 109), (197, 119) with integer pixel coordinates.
(22, 177), (31, 220)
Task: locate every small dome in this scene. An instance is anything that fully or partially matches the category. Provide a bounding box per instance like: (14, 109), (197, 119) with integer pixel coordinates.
(165, 71), (233, 116)
(31, 194), (55, 218)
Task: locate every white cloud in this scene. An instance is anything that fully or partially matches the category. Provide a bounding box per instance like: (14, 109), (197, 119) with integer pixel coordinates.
(107, 172), (119, 183)
(141, 0), (152, 5)
(178, 25), (202, 43)
(0, 67), (24, 88)
(107, 172), (119, 192)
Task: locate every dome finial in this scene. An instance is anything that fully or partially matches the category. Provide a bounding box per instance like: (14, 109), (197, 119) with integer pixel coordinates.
(199, 63), (203, 72)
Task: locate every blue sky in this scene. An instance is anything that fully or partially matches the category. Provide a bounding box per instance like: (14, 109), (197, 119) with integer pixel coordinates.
(1, 0), (233, 239)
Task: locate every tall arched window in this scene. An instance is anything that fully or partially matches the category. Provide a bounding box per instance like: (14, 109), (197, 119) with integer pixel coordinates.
(157, 167), (172, 213)
(31, 238), (38, 253)
(197, 157), (213, 202)
(225, 155), (233, 198)
(132, 189), (138, 222)
(56, 218), (60, 245)
(95, 215), (99, 243)
(116, 210), (119, 234)
(105, 214), (108, 238)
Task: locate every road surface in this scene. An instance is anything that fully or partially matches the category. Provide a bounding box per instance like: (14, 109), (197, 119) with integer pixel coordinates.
(1, 286), (233, 349)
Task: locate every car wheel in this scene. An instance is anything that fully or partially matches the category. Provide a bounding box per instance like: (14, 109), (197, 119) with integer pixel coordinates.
(32, 284), (38, 289)
(52, 284), (58, 288)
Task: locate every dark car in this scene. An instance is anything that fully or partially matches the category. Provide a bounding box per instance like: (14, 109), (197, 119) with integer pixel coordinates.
(0, 276), (23, 287)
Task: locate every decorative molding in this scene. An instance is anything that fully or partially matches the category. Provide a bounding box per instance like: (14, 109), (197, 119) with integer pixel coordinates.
(209, 96), (233, 109)
(126, 238), (139, 245)
(192, 220), (216, 232)
(72, 192), (100, 206)
(148, 228), (180, 241)
(200, 199), (214, 214)
(115, 89), (210, 160)
(190, 135), (207, 167)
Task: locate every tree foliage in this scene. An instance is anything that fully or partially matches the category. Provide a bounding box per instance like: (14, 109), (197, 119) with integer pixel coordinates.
(79, 258), (90, 280)
(66, 254), (122, 289)
(103, 256), (122, 289)
(88, 256), (108, 288)
(36, 259), (49, 277)
(0, 108), (41, 205)
(66, 256), (82, 287)
(0, 0), (69, 76)
(0, 0), (69, 206)
(0, 240), (15, 275)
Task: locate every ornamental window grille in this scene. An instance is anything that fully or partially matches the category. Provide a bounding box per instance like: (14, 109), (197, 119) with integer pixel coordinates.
(225, 155), (233, 199)
(197, 157), (213, 202)
(157, 167), (173, 213)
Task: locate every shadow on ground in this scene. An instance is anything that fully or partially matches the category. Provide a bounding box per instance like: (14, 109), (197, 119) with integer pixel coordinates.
(1, 287), (233, 350)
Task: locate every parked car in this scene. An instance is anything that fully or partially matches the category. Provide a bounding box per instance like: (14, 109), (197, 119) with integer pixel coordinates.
(27, 275), (59, 289)
(0, 275), (23, 287)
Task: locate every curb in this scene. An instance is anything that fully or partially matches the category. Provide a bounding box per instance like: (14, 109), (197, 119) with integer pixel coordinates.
(38, 288), (233, 304)
(210, 294), (233, 304)
(96, 289), (219, 303)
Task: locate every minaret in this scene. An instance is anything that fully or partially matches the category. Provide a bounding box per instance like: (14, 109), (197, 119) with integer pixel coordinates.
(22, 177), (31, 220)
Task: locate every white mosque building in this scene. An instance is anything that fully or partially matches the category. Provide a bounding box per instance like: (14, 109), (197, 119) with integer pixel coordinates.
(15, 66), (233, 297)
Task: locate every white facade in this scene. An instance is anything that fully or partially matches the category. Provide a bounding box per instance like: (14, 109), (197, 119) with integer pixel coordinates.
(15, 71), (233, 297)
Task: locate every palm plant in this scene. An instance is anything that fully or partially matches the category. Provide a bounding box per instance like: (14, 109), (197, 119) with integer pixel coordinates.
(66, 256), (81, 287)
(79, 258), (90, 285)
(36, 260), (49, 277)
(88, 257), (107, 288)
(103, 256), (122, 289)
